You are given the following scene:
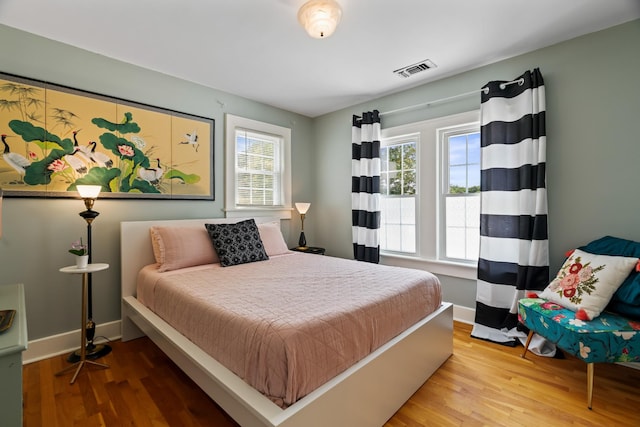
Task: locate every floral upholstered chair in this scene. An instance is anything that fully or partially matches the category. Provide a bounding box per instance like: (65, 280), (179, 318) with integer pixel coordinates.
(518, 236), (640, 409)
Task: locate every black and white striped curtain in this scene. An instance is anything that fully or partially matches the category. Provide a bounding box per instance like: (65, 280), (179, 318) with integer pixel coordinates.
(471, 69), (550, 345)
(351, 110), (381, 263)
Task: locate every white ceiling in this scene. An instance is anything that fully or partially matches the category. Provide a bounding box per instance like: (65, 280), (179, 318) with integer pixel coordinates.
(1, 0), (639, 117)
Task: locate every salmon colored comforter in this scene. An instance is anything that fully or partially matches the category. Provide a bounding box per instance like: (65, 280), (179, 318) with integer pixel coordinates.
(137, 252), (441, 407)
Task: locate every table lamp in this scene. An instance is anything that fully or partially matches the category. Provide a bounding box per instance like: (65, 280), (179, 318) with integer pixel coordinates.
(295, 202), (311, 248)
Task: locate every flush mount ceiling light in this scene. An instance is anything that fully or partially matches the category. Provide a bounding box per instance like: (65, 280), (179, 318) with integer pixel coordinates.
(298, 0), (342, 39)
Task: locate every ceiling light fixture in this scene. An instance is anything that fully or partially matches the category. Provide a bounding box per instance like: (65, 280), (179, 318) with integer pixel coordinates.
(298, 0), (342, 39)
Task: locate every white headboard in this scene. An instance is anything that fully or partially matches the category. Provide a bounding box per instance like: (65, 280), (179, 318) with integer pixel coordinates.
(120, 217), (281, 299)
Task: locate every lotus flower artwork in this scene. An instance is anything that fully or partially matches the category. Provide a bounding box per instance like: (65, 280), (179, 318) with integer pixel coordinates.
(0, 73), (214, 199)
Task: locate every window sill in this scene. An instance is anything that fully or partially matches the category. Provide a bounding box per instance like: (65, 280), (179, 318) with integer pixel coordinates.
(223, 207), (292, 220)
(380, 253), (477, 280)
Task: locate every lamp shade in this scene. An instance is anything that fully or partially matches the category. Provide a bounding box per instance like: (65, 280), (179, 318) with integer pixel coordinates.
(77, 185), (101, 199)
(297, 0), (342, 39)
(295, 202), (311, 214)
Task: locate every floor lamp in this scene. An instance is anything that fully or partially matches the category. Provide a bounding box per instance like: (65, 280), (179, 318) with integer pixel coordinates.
(68, 185), (112, 362)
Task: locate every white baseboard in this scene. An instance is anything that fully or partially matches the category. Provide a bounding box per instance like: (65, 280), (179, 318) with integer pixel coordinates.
(22, 306), (475, 365)
(452, 304), (475, 325)
(23, 320), (121, 365)
(618, 362), (640, 371)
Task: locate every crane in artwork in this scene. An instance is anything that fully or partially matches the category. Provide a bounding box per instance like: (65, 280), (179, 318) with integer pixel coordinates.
(138, 158), (164, 185)
(1, 134), (31, 183)
(72, 129), (92, 164)
(63, 149), (89, 175)
(87, 141), (114, 168)
(179, 129), (199, 152)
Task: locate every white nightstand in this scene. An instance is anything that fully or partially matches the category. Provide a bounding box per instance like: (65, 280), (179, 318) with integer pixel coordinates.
(57, 263), (109, 383)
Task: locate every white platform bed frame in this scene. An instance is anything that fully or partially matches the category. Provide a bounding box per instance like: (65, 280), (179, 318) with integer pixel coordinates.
(120, 218), (453, 427)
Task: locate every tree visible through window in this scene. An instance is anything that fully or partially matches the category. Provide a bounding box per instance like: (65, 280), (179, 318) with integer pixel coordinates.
(380, 137), (417, 253)
(378, 110), (480, 273)
(443, 130), (480, 261)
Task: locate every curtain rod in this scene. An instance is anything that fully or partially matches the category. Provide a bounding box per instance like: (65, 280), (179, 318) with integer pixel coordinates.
(377, 77), (524, 117)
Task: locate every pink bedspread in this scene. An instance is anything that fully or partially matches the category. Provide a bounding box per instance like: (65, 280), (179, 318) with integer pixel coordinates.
(137, 252), (441, 407)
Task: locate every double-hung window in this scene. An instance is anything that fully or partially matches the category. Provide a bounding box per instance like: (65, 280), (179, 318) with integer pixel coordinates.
(379, 110), (480, 278)
(380, 135), (418, 253)
(225, 114), (292, 218)
(439, 125), (481, 262)
(236, 130), (280, 206)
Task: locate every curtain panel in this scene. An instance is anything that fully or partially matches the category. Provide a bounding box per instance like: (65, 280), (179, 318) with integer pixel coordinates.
(351, 110), (381, 263)
(471, 68), (550, 345)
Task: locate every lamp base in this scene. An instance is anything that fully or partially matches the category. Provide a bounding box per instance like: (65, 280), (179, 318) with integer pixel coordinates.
(67, 343), (112, 363)
(298, 231), (307, 247)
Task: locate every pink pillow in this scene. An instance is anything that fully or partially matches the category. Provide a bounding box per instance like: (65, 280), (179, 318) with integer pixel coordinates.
(257, 222), (290, 256)
(150, 226), (219, 272)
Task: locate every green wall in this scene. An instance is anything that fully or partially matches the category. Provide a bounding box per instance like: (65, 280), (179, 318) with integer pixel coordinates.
(0, 24), (316, 340)
(1, 19), (639, 341)
(312, 20), (640, 308)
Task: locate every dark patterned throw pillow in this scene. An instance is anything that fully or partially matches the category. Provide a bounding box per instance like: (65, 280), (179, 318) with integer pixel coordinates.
(204, 219), (269, 267)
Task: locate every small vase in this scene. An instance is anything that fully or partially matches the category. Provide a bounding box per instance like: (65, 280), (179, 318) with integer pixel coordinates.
(75, 255), (89, 269)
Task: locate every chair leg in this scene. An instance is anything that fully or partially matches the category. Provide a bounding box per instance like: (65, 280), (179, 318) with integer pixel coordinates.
(521, 330), (534, 358)
(587, 363), (594, 410)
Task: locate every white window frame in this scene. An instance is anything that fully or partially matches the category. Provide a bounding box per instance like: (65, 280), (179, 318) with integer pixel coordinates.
(379, 110), (479, 280)
(224, 114), (292, 219)
(438, 124), (481, 263)
(380, 133), (419, 255)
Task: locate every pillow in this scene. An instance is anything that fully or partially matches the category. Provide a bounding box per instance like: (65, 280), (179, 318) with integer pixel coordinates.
(580, 236), (640, 318)
(150, 226), (219, 272)
(539, 248), (638, 320)
(205, 219), (269, 267)
(257, 221), (290, 256)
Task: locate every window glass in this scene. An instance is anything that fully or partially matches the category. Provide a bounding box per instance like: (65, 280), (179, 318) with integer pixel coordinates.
(380, 137), (417, 254)
(235, 130), (281, 206)
(443, 129), (480, 262)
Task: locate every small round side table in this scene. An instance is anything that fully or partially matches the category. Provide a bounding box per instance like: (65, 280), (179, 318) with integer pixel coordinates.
(56, 263), (110, 384)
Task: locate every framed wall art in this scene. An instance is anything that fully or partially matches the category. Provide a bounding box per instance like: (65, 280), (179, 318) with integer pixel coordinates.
(0, 72), (214, 200)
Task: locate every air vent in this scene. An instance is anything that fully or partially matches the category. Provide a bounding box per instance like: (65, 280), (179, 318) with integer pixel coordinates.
(393, 59), (437, 78)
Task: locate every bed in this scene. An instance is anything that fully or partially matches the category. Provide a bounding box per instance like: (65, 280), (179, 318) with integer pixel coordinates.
(120, 217), (453, 427)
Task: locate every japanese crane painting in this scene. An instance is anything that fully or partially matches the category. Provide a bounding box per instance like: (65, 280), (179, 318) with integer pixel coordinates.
(0, 72), (214, 199)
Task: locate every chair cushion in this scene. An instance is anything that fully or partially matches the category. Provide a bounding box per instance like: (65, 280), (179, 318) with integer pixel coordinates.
(518, 298), (640, 363)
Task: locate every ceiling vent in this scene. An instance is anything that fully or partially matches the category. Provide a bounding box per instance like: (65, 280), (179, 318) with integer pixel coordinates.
(393, 59), (437, 78)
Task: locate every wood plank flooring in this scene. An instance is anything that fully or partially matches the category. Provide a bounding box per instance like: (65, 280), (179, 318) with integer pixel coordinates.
(23, 322), (640, 426)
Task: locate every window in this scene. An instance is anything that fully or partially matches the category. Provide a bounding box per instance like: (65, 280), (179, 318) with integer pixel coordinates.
(379, 110), (480, 277)
(236, 130), (280, 206)
(225, 114), (291, 218)
(440, 126), (480, 262)
(380, 135), (418, 253)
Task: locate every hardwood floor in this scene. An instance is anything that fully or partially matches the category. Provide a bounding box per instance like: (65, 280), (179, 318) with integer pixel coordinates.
(23, 322), (640, 426)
